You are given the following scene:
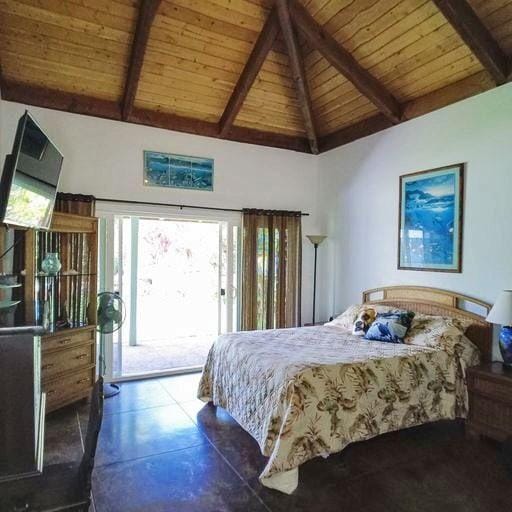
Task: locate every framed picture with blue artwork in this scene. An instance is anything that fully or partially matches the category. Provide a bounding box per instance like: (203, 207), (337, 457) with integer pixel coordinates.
(144, 151), (214, 191)
(398, 164), (464, 273)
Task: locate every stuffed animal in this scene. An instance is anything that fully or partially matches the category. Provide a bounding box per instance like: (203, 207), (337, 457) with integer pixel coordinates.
(352, 307), (376, 336)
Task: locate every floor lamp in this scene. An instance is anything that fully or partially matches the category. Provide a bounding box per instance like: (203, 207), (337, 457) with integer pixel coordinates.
(306, 235), (327, 324)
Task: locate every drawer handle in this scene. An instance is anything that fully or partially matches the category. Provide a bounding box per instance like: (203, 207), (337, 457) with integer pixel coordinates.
(47, 390), (56, 396)
(76, 378), (89, 385)
(58, 338), (71, 345)
(42, 363), (54, 371)
(75, 354), (88, 360)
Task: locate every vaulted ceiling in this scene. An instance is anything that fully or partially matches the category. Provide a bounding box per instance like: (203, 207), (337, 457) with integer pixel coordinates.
(0, 0), (511, 153)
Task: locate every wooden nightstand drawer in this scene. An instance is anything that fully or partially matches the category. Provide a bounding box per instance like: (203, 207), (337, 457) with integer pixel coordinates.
(471, 376), (512, 404)
(467, 362), (512, 442)
(42, 343), (94, 381)
(470, 395), (512, 432)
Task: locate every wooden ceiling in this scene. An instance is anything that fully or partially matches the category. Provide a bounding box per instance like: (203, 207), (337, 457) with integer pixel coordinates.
(0, 0), (510, 153)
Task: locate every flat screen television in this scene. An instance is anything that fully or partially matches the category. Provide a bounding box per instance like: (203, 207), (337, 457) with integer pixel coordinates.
(0, 111), (63, 230)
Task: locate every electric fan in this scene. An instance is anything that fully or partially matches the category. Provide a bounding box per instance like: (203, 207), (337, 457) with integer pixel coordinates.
(97, 291), (126, 398)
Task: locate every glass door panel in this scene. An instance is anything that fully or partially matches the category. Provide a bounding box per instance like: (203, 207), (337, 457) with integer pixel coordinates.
(99, 212), (239, 380)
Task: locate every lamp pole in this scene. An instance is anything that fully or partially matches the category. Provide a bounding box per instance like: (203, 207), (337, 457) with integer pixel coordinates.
(306, 235), (327, 325)
(312, 242), (318, 324)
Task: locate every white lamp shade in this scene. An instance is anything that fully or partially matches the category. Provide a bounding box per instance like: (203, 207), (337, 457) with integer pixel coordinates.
(486, 290), (512, 325)
(306, 235), (327, 245)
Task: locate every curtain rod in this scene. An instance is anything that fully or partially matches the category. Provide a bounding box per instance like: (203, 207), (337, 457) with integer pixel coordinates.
(96, 197), (310, 216)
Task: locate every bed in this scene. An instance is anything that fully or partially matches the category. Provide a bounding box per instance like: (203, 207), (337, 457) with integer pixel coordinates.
(198, 286), (492, 494)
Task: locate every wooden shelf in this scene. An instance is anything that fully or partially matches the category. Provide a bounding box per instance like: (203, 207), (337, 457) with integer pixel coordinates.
(50, 212), (98, 234)
(24, 211), (98, 414)
(35, 273), (97, 279)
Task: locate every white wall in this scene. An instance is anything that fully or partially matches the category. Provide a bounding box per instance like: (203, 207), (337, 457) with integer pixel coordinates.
(3, 83), (510, 341)
(318, 83), (512, 358)
(0, 100), (321, 323)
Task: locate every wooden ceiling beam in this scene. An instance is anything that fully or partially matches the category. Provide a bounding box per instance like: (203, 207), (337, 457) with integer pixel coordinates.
(0, 81), (311, 153)
(432, 0), (509, 85)
(122, 0), (162, 121)
(0, 63), (5, 99)
(289, 0), (402, 124)
(1, 80), (123, 120)
(319, 114), (393, 153)
(130, 108), (311, 152)
(403, 70), (495, 120)
(276, 0), (319, 154)
(219, 9), (280, 138)
(319, 70), (496, 153)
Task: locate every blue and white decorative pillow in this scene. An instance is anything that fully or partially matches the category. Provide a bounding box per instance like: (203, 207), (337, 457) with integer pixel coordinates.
(364, 311), (415, 343)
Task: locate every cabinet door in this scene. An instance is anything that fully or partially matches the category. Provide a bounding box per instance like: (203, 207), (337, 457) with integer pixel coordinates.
(0, 333), (42, 481)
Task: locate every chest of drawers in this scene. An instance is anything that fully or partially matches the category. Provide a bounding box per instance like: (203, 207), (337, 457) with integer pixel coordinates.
(41, 325), (96, 413)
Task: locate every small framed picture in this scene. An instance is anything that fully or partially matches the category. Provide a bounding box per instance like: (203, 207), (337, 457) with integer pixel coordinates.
(144, 151), (214, 191)
(398, 164), (464, 273)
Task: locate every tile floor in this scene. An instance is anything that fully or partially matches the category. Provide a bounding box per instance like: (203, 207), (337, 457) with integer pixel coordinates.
(41, 371), (512, 512)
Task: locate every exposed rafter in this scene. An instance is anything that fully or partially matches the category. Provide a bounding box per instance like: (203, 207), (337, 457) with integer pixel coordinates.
(1, 81), (311, 153)
(122, 0), (162, 121)
(0, 0), (508, 155)
(289, 0), (402, 124)
(403, 70), (495, 120)
(319, 115), (393, 153)
(276, 0), (319, 154)
(2, 80), (123, 120)
(0, 64), (4, 100)
(130, 108), (311, 151)
(432, 0), (509, 85)
(219, 9), (280, 138)
(318, 70), (496, 152)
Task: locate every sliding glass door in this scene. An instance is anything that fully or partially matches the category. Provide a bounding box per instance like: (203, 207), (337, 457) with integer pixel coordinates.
(98, 208), (239, 380)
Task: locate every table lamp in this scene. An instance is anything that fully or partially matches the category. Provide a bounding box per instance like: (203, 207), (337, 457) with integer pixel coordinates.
(486, 290), (512, 369)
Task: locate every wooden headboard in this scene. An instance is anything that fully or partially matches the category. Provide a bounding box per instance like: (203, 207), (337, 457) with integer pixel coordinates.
(362, 286), (493, 362)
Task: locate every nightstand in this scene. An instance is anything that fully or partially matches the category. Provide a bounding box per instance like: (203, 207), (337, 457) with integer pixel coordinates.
(466, 362), (512, 441)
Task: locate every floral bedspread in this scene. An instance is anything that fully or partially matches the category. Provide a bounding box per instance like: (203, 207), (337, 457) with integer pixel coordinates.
(198, 325), (479, 491)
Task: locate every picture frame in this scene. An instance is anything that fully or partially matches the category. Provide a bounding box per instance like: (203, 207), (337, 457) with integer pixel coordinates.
(398, 163), (464, 273)
(143, 150), (214, 192)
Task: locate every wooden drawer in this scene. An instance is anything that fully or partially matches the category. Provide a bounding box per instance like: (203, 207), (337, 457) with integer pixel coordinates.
(470, 395), (512, 436)
(470, 375), (512, 404)
(42, 327), (95, 352)
(44, 368), (94, 411)
(42, 343), (94, 381)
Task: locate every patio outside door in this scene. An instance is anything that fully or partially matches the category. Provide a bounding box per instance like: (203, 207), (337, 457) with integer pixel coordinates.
(98, 209), (239, 380)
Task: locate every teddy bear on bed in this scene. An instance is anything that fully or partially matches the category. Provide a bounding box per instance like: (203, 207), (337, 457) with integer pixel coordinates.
(352, 307), (377, 336)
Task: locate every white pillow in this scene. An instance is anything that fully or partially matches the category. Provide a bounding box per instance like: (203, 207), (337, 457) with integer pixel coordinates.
(324, 304), (359, 330)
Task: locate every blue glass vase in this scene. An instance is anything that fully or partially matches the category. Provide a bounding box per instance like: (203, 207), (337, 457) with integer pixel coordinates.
(499, 326), (512, 368)
(41, 252), (61, 276)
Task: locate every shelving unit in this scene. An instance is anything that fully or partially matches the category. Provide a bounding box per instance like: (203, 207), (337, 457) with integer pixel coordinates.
(0, 228), (25, 325)
(24, 212), (98, 413)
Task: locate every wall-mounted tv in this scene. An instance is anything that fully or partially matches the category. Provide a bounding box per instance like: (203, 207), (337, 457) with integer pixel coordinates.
(0, 111), (63, 230)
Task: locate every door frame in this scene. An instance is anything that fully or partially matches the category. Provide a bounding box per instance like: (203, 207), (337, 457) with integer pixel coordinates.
(96, 201), (241, 381)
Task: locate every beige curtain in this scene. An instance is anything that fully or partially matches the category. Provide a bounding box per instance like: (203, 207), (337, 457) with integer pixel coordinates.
(241, 209), (302, 330)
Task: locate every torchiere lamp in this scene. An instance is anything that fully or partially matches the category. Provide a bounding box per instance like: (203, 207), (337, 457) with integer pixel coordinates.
(487, 290), (512, 369)
(306, 235), (327, 325)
